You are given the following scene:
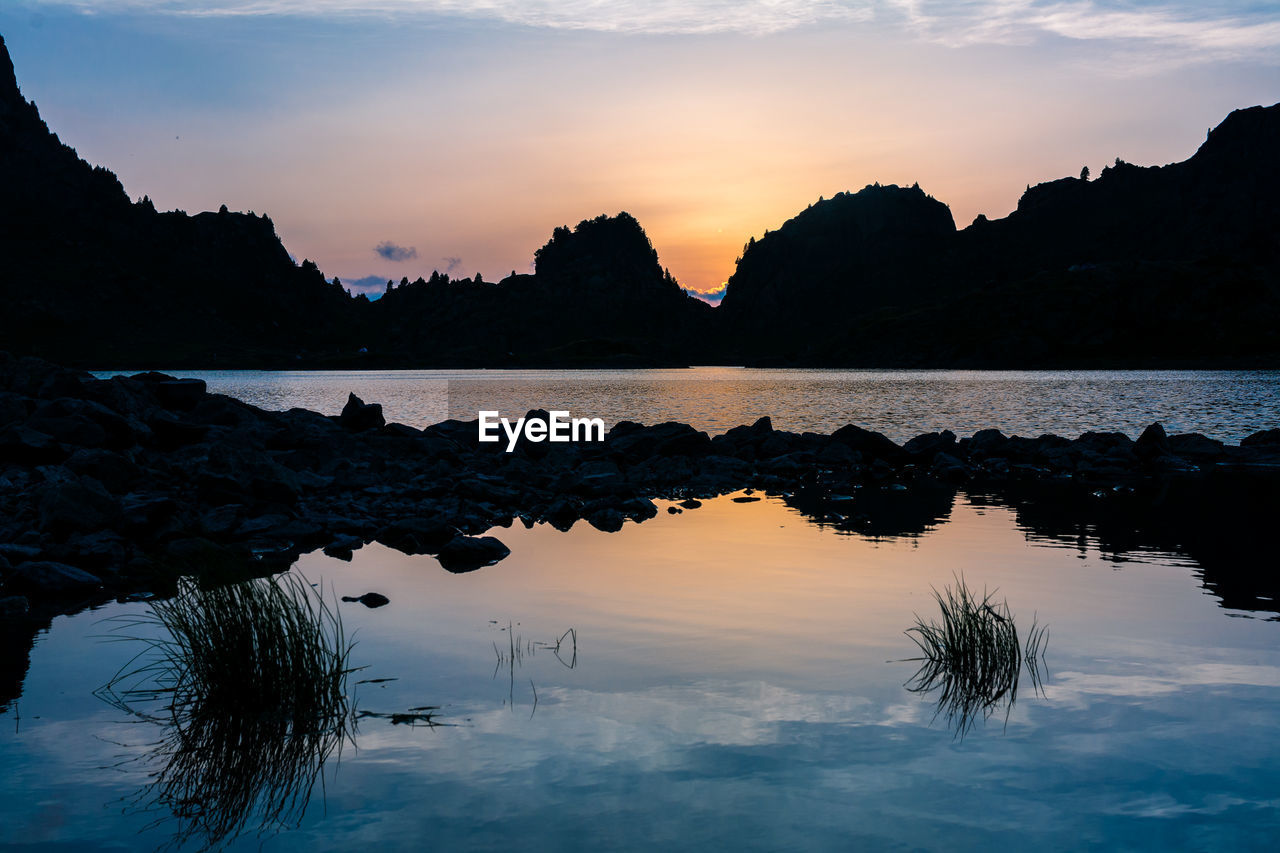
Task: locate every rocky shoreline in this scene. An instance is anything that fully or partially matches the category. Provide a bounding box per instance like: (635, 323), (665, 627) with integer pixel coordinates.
(2, 352), (1280, 618)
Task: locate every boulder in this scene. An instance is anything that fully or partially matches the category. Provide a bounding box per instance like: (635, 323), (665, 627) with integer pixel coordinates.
(436, 535), (511, 573)
(0, 425), (65, 465)
(5, 561), (101, 597)
(831, 424), (904, 462)
(340, 393), (385, 431)
(1242, 428), (1280, 447)
(154, 378), (207, 410)
(375, 518), (456, 555)
(1135, 421), (1170, 460)
(36, 477), (121, 537)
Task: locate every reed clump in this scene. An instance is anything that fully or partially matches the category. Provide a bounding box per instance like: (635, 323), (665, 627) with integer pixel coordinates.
(100, 572), (357, 851)
(904, 575), (1047, 736)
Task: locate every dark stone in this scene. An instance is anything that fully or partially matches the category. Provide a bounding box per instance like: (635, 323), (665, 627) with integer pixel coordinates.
(0, 425), (65, 464)
(587, 508), (625, 532)
(375, 518), (456, 555)
(831, 424), (904, 462)
(5, 561), (101, 597)
(342, 591), (390, 608)
(732, 495), (761, 503)
(324, 534), (364, 561)
(36, 477), (120, 537)
(903, 430), (957, 459)
(436, 535), (511, 573)
(667, 506), (682, 514)
(0, 595), (29, 617)
(1168, 433), (1226, 459)
(154, 378), (207, 410)
(340, 393), (385, 431)
(64, 448), (138, 493)
(679, 499), (702, 509)
(966, 428), (1009, 458)
(1241, 428), (1280, 448)
(146, 411), (209, 447)
(1135, 422), (1170, 460)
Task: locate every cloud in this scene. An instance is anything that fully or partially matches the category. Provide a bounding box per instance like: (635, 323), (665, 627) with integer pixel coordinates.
(374, 240), (417, 262)
(685, 283), (726, 306)
(35, 1), (1280, 66)
(441, 256), (462, 274)
(335, 273), (391, 297)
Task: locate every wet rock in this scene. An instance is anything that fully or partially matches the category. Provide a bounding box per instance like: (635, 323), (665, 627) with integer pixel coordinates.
(340, 393), (385, 431)
(436, 535), (510, 573)
(342, 591), (390, 608)
(667, 506), (682, 514)
(966, 428), (1009, 458)
(679, 499), (702, 509)
(5, 561), (101, 596)
(732, 495), (761, 503)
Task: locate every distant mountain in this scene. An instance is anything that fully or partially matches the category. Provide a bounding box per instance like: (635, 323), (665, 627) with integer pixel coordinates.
(2, 31), (1277, 368)
(0, 34), (362, 367)
(720, 105), (1280, 366)
(368, 212), (713, 366)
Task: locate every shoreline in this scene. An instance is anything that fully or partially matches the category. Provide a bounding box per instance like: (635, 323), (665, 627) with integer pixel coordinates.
(2, 352), (1279, 615)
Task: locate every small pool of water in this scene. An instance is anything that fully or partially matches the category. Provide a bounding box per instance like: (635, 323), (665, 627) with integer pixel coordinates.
(2, 494), (1278, 850)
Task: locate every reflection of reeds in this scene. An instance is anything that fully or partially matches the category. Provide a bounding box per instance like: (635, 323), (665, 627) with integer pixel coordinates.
(98, 573), (357, 851)
(903, 576), (1048, 738)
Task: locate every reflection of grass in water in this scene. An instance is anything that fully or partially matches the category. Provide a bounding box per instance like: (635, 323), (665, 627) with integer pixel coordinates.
(903, 576), (1048, 738)
(99, 573), (358, 851)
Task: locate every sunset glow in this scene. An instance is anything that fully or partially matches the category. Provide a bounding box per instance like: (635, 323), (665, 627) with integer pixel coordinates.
(3, 1), (1276, 296)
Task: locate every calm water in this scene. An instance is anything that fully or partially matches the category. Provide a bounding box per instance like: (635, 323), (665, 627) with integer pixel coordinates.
(93, 368), (1280, 442)
(3, 493), (1279, 850)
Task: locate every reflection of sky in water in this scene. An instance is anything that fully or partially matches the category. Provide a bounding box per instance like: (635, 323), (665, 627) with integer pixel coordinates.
(3, 497), (1279, 849)
(92, 368), (1280, 442)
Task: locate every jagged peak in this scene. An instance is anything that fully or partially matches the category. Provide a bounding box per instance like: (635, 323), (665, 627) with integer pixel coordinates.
(0, 34), (21, 107)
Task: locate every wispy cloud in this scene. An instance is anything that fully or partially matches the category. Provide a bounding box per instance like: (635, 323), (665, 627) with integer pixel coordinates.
(31, 1), (1280, 65)
(374, 240), (417, 262)
(685, 283), (726, 305)
(441, 256), (461, 274)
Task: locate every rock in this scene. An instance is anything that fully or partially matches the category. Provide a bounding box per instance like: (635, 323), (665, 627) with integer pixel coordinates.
(436, 535), (510, 573)
(323, 535), (364, 561)
(154, 378), (207, 410)
(1168, 433), (1226, 459)
(64, 448), (139, 493)
(342, 591), (390, 608)
(5, 561), (101, 597)
(903, 430), (957, 459)
(1242, 428), (1280, 447)
(36, 477), (121, 537)
(587, 508), (625, 532)
(1135, 421), (1170, 460)
(0, 425), (65, 464)
(732, 495), (761, 503)
(679, 499), (702, 509)
(146, 411), (210, 448)
(0, 595), (30, 617)
(831, 424), (904, 462)
(340, 393), (385, 431)
(667, 506), (682, 514)
(966, 428), (1009, 458)
(375, 518), (456, 555)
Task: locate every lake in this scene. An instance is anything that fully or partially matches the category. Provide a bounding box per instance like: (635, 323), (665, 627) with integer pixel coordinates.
(92, 367), (1280, 443)
(3, 490), (1279, 851)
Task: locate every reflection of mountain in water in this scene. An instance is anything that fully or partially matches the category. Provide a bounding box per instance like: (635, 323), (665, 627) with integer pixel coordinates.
(971, 471), (1280, 619)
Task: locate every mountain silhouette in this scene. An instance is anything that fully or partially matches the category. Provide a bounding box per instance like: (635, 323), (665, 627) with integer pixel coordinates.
(720, 105), (1280, 365)
(1, 32), (1276, 368)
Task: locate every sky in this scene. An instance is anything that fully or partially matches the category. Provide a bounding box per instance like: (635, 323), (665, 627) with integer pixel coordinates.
(1, 2), (1277, 302)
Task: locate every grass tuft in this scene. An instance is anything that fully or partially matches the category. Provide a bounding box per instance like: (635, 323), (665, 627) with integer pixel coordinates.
(903, 575), (1048, 737)
(98, 572), (358, 851)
